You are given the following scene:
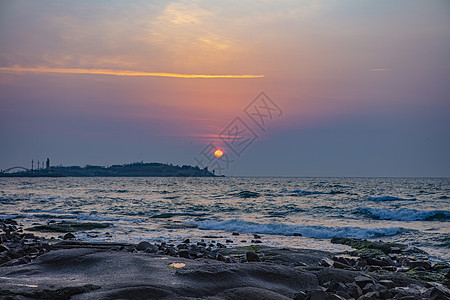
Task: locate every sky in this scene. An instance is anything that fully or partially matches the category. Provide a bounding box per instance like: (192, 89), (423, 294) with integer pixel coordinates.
(1, 0), (449, 177)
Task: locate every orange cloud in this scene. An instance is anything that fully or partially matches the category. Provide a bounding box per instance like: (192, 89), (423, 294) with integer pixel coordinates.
(0, 66), (264, 79)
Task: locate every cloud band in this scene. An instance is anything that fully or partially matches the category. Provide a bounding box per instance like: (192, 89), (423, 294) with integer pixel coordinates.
(0, 66), (264, 79)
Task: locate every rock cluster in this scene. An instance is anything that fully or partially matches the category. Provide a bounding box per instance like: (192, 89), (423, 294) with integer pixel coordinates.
(134, 239), (257, 263)
(131, 237), (450, 299)
(3, 221), (450, 299)
(0, 219), (53, 267)
(329, 237), (450, 287)
(294, 275), (450, 300)
(294, 274), (450, 300)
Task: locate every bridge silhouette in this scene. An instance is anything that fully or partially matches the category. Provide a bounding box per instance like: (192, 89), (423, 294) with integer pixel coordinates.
(1, 166), (30, 173)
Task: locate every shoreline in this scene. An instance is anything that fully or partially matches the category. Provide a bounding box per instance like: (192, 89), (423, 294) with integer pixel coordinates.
(1, 219), (450, 299)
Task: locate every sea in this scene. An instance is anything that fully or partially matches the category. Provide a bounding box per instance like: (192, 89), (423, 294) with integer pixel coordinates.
(1, 177), (449, 262)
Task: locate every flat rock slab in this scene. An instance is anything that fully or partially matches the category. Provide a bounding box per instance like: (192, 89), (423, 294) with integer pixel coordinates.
(0, 248), (320, 299)
(26, 222), (111, 233)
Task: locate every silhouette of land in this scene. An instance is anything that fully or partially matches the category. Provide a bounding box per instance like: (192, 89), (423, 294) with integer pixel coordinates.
(0, 162), (216, 177)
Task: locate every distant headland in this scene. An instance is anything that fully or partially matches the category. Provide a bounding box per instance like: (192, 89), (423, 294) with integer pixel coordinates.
(0, 159), (217, 177)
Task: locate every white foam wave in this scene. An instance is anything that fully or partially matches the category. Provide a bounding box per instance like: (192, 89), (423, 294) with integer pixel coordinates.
(358, 207), (450, 221)
(195, 219), (404, 239)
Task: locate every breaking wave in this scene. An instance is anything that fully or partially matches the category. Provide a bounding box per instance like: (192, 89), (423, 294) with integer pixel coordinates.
(195, 219), (404, 239)
(358, 207), (450, 221)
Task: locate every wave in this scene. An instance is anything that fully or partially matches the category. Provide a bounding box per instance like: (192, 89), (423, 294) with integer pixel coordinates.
(19, 209), (123, 222)
(0, 214), (22, 219)
(151, 212), (209, 218)
(195, 219), (404, 239)
(369, 195), (416, 201)
(0, 197), (15, 202)
(232, 191), (261, 198)
(290, 190), (344, 196)
(358, 207), (450, 221)
(23, 209), (72, 214)
(76, 214), (121, 222)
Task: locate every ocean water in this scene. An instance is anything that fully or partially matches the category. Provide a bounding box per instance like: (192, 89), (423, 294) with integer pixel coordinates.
(1, 177), (449, 261)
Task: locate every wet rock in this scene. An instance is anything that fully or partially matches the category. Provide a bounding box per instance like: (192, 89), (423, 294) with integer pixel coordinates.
(391, 246), (402, 253)
(182, 238), (190, 243)
(251, 239), (262, 244)
(379, 279), (395, 289)
(136, 241), (152, 251)
(63, 233), (75, 240)
(165, 247), (177, 256)
(293, 291), (307, 300)
(216, 242), (226, 248)
(324, 281), (347, 293)
(307, 290), (329, 300)
(395, 296), (421, 300)
(427, 282), (450, 299)
(246, 251), (260, 262)
(177, 243), (188, 250)
(366, 257), (389, 267)
(254, 234), (261, 239)
(347, 282), (363, 299)
(1, 256), (31, 267)
(291, 261), (307, 267)
(363, 283), (376, 293)
(27, 221), (111, 233)
(217, 253), (226, 262)
(178, 249), (190, 259)
(362, 291), (378, 298)
(382, 255), (397, 266)
(357, 258), (368, 268)
(367, 265), (382, 272)
(293, 233), (303, 236)
(225, 256), (236, 263)
(333, 256), (350, 266)
(335, 290), (351, 299)
(355, 275), (374, 288)
(333, 261), (351, 269)
(232, 232), (239, 236)
(393, 284), (425, 298)
(320, 258), (334, 267)
(379, 288), (392, 299)
(408, 260), (431, 270)
(215, 286), (291, 300)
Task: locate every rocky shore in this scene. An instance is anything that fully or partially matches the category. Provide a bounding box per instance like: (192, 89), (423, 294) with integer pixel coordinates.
(1, 219), (450, 299)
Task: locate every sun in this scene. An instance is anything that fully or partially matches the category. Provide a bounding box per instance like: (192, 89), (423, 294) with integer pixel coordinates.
(214, 149), (223, 158)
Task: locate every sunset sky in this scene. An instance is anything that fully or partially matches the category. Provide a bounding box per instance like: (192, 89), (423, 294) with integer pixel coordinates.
(1, 0), (449, 176)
